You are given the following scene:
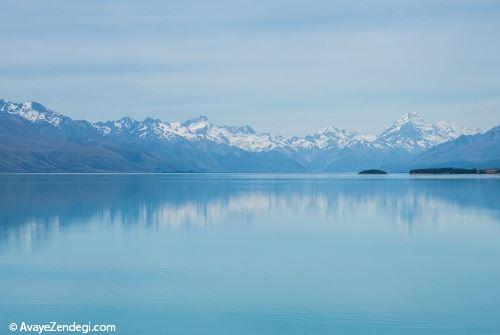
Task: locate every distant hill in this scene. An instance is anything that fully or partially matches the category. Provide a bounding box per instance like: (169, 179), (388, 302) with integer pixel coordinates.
(0, 112), (184, 173)
(410, 126), (500, 169)
(0, 98), (495, 172)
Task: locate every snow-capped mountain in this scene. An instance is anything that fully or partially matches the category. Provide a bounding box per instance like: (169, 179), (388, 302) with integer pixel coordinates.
(377, 112), (479, 153)
(412, 125), (500, 169)
(2, 98), (478, 155)
(289, 126), (375, 151)
(94, 115), (289, 153)
(93, 111), (479, 155)
(0, 98), (66, 127)
(0, 98), (491, 172)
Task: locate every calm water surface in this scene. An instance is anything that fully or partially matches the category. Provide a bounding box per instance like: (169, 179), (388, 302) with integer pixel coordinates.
(1, 174), (499, 334)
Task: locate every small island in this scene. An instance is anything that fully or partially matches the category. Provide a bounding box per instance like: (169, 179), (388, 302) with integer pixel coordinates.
(359, 169), (388, 175)
(410, 168), (500, 175)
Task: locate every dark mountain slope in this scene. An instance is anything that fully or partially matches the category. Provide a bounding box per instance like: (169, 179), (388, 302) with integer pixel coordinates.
(411, 126), (500, 169)
(0, 113), (183, 172)
(0, 98), (497, 172)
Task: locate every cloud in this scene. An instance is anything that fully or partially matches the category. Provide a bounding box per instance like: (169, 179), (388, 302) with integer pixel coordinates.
(1, 0), (499, 134)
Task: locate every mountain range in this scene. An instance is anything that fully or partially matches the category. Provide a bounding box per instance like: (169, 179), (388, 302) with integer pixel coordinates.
(0, 98), (497, 172)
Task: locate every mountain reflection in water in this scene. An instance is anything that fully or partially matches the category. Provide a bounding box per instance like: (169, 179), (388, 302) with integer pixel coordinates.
(1, 174), (498, 251)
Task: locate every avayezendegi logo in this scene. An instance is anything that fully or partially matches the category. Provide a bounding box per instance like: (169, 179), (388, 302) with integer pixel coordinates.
(8, 321), (116, 333)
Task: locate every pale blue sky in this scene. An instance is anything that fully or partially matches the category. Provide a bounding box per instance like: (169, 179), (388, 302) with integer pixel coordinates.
(1, 0), (499, 135)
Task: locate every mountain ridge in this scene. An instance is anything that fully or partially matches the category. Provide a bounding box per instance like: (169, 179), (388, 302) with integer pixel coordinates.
(0, 98), (495, 172)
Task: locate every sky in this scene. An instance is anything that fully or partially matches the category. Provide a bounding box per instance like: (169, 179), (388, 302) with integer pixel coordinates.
(0, 0), (499, 135)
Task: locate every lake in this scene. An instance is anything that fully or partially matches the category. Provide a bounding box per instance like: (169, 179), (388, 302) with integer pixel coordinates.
(1, 174), (500, 334)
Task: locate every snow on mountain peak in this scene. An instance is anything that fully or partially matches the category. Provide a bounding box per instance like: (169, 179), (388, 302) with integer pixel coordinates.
(2, 97), (484, 156)
(308, 127), (355, 149)
(318, 126), (355, 138)
(400, 111), (421, 120)
(90, 110), (484, 155)
(182, 115), (209, 126)
(0, 99), (64, 127)
(379, 113), (481, 152)
(221, 125), (256, 135)
(114, 116), (138, 129)
(180, 115), (211, 135)
(391, 112), (425, 129)
(434, 121), (481, 136)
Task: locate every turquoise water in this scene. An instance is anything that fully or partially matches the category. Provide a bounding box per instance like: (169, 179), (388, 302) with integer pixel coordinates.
(1, 174), (500, 334)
